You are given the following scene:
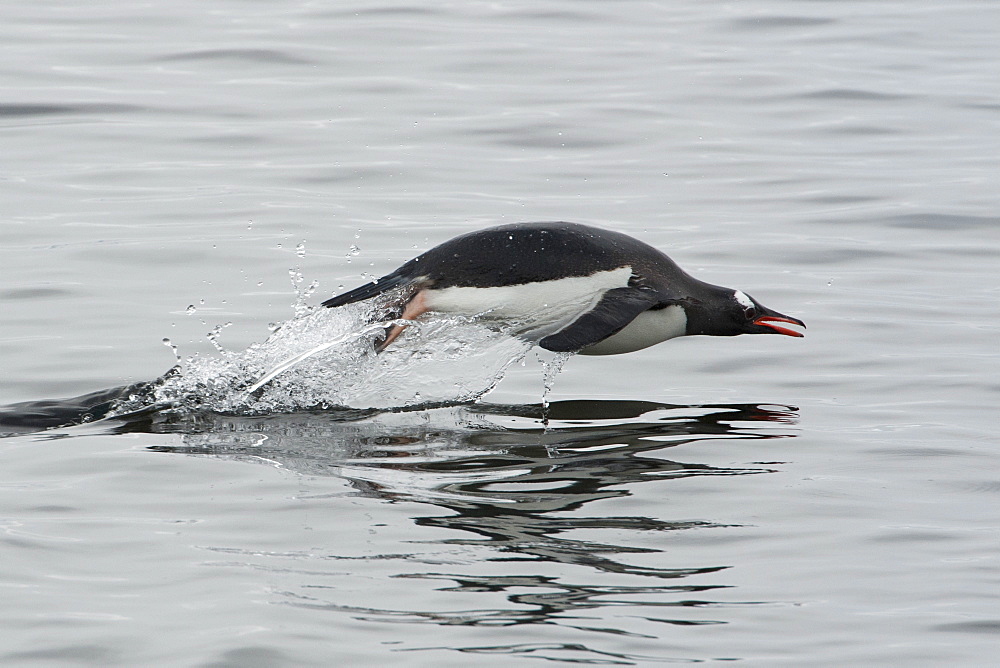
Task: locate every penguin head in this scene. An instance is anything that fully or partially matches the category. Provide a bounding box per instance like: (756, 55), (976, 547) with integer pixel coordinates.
(684, 287), (805, 338)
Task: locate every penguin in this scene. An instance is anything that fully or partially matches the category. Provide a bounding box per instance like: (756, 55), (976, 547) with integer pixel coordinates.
(321, 221), (804, 354)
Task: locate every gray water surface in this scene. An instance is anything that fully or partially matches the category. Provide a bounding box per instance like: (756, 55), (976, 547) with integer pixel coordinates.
(2, 1), (999, 666)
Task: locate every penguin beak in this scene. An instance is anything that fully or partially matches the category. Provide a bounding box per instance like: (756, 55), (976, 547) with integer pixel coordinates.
(753, 312), (806, 337)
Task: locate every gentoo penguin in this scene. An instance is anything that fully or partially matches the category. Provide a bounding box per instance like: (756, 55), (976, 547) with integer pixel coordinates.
(322, 222), (804, 354)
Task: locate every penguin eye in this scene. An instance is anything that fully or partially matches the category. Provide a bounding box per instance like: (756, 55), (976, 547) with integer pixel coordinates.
(743, 305), (757, 319)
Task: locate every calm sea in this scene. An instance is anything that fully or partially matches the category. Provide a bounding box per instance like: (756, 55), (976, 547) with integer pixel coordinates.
(2, 1), (998, 665)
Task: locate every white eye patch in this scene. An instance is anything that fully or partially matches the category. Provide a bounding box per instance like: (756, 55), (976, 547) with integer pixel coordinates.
(733, 290), (754, 310)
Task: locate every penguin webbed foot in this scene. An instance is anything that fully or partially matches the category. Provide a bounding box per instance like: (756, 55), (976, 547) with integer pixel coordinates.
(368, 289), (430, 354)
(372, 325), (393, 354)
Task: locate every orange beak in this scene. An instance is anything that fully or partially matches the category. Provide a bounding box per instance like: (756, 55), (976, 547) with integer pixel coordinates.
(754, 314), (806, 337)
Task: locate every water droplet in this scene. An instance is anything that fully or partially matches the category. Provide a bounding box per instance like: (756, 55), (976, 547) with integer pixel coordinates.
(206, 322), (234, 353)
(162, 337), (181, 361)
(185, 304), (197, 315)
(347, 244), (361, 257)
(296, 241), (306, 258)
(538, 351), (573, 414)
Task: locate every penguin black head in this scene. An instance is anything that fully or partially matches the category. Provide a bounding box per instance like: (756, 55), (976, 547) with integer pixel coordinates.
(684, 286), (805, 338)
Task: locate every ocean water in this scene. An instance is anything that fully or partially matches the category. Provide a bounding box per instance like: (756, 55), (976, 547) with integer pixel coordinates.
(2, 1), (999, 665)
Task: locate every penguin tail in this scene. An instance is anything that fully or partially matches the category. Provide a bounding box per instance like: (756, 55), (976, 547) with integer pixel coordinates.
(321, 270), (413, 308)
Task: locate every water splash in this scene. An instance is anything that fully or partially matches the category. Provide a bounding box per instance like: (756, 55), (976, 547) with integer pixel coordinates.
(288, 267), (319, 318)
(161, 337), (181, 362)
(206, 322), (233, 353)
(109, 294), (537, 417)
(539, 350), (574, 410)
(244, 317), (416, 394)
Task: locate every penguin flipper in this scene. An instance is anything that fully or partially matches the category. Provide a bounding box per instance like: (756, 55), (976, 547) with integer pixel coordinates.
(539, 287), (661, 353)
(321, 270), (412, 308)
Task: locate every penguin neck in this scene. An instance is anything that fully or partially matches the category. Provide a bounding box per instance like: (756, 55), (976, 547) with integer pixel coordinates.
(680, 281), (739, 337)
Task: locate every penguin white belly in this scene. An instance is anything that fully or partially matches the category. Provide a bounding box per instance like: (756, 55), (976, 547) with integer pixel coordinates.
(578, 305), (687, 355)
(424, 266), (633, 323)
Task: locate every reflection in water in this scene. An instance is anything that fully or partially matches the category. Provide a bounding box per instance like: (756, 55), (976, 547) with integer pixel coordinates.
(138, 399), (797, 659)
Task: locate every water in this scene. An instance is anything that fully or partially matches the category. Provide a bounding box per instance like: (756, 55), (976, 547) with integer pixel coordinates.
(2, 1), (999, 665)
